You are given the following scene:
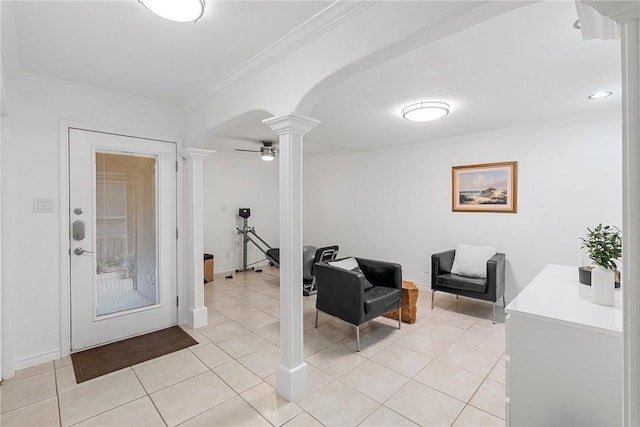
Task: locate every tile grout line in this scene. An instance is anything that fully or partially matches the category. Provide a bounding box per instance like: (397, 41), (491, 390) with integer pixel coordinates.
(137, 340), (259, 427)
(54, 363), (63, 427)
(0, 369), (58, 418)
(144, 389), (170, 427)
(236, 381), (299, 427)
(385, 298), (504, 425)
(66, 396), (157, 427)
(171, 393), (245, 426)
(449, 404), (468, 426)
(63, 369), (147, 427)
(7, 268), (505, 426)
(463, 343), (506, 421)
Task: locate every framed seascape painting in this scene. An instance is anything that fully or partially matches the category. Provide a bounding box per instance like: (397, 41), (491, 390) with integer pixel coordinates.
(452, 161), (517, 213)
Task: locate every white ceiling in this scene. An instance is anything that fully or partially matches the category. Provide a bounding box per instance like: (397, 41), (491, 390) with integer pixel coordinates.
(208, 1), (622, 157)
(308, 1), (621, 153)
(3, 1), (621, 158)
(7, 0), (329, 104)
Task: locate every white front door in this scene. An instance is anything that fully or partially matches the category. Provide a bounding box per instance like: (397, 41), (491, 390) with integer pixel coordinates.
(69, 128), (177, 351)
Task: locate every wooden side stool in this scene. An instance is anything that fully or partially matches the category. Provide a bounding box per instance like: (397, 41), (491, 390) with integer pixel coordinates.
(384, 280), (419, 324)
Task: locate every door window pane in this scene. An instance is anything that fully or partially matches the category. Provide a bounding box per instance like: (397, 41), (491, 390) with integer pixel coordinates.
(95, 152), (157, 316)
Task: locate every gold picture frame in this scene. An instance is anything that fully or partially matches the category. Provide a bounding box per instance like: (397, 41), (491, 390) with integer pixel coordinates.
(452, 161), (517, 213)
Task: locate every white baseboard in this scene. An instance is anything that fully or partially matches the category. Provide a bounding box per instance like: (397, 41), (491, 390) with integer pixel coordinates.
(414, 282), (431, 290)
(14, 348), (61, 371)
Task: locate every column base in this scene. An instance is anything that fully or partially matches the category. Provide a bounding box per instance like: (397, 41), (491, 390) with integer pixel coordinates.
(276, 362), (308, 402)
(189, 306), (208, 329)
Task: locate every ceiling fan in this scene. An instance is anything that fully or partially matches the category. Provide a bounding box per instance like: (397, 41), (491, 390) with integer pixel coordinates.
(235, 140), (277, 161)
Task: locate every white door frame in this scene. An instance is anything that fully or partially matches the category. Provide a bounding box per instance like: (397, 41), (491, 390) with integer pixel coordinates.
(59, 121), (184, 357)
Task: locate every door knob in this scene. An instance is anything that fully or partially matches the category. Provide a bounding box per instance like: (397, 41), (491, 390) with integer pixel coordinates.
(74, 247), (94, 255)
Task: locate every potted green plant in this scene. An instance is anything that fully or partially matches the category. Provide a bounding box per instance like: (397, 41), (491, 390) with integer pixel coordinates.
(579, 224), (622, 305)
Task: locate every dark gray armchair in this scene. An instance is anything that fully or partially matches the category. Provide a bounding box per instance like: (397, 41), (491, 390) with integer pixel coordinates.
(314, 257), (402, 351)
(431, 250), (506, 323)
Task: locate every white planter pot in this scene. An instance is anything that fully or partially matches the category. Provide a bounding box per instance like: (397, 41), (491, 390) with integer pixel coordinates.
(591, 266), (615, 306)
(579, 281), (591, 300)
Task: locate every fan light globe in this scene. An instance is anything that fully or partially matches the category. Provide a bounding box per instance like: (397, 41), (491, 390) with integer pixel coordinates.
(402, 102), (450, 122)
(139, 0), (205, 23)
(261, 147), (275, 161)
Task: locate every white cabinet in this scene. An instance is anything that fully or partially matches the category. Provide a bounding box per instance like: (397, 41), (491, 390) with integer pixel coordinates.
(505, 264), (622, 427)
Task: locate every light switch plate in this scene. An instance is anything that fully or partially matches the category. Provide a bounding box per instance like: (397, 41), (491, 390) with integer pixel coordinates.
(33, 198), (55, 213)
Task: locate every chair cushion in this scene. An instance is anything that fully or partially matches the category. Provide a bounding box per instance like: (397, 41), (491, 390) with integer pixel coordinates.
(438, 273), (487, 293)
(451, 243), (496, 278)
(353, 266), (374, 290)
(329, 257), (373, 289)
(328, 257), (359, 270)
(363, 286), (400, 313)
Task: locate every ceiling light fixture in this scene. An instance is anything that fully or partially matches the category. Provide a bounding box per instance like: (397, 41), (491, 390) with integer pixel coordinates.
(402, 102), (450, 122)
(139, 0), (205, 23)
(261, 146), (276, 161)
(588, 91), (613, 99)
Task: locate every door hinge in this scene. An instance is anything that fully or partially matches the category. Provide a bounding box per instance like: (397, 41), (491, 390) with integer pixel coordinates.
(176, 228), (179, 239)
(176, 296), (179, 307)
(176, 161), (179, 172)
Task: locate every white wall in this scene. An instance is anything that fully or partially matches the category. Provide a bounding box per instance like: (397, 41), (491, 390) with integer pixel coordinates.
(304, 115), (622, 301)
(203, 154), (279, 274)
(3, 75), (182, 370)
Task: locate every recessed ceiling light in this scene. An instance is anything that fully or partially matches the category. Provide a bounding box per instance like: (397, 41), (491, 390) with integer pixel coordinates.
(402, 102), (450, 122)
(139, 0), (205, 23)
(588, 91), (613, 99)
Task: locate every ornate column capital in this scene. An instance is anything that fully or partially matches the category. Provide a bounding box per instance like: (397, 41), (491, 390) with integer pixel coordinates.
(263, 113), (320, 136)
(181, 147), (214, 160)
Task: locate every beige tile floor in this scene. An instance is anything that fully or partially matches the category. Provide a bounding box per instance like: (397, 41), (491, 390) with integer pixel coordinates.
(0, 267), (506, 426)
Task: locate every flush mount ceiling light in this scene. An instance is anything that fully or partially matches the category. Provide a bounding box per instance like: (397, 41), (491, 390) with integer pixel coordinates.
(402, 102), (450, 122)
(588, 91), (613, 99)
(260, 146), (276, 161)
(139, 0), (205, 23)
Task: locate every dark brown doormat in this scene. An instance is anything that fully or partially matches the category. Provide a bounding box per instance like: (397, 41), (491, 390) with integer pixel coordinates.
(71, 326), (198, 383)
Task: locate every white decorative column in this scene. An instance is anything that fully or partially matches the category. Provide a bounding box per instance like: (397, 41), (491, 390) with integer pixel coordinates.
(181, 148), (214, 329)
(583, 2), (640, 424)
(621, 16), (640, 427)
(263, 113), (319, 401)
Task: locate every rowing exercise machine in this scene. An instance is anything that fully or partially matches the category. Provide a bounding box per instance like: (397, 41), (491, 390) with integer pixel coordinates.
(234, 209), (339, 295)
(236, 208), (280, 272)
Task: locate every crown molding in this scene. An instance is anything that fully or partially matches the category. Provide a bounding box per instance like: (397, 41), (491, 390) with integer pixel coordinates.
(16, 71), (179, 111)
(304, 109), (621, 162)
(583, 1), (640, 22)
(185, 1), (377, 109)
(366, 109), (622, 156)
